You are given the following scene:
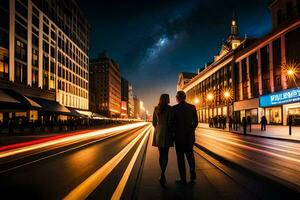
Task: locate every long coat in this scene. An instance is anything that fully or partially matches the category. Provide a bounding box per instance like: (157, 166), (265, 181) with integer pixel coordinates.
(152, 105), (174, 148)
(171, 101), (198, 150)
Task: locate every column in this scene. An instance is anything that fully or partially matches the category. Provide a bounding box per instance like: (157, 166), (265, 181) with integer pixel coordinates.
(246, 57), (252, 98)
(27, 1), (32, 86)
(257, 49), (263, 95)
(38, 12), (43, 88)
(281, 35), (287, 90)
(269, 42), (274, 93)
(9, 0), (15, 82)
(239, 61), (243, 100)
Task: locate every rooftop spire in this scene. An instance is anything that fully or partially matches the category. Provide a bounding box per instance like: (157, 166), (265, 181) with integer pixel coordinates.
(231, 11), (238, 36)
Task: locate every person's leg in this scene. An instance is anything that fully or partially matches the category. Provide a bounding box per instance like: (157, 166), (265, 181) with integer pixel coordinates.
(175, 146), (186, 183)
(185, 147), (196, 181)
(158, 147), (169, 175)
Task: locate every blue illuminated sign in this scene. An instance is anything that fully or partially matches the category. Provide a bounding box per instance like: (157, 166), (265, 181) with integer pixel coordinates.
(260, 88), (300, 107)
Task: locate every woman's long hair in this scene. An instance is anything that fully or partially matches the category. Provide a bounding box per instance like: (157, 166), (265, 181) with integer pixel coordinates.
(157, 94), (170, 115)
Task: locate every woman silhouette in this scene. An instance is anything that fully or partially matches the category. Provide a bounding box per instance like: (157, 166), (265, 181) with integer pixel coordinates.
(152, 94), (174, 187)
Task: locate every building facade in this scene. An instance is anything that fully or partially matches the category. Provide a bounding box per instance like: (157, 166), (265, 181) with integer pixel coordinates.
(0, 0), (90, 123)
(180, 15), (243, 123)
(128, 84), (134, 118)
(89, 52), (121, 117)
(234, 0), (300, 125)
(133, 95), (140, 119)
(180, 0), (300, 125)
(121, 77), (128, 118)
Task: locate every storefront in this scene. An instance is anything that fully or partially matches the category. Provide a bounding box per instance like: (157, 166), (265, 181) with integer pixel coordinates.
(234, 98), (260, 123)
(260, 88), (300, 125)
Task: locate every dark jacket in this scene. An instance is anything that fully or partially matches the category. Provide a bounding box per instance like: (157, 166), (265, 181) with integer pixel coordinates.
(152, 105), (173, 148)
(171, 101), (198, 149)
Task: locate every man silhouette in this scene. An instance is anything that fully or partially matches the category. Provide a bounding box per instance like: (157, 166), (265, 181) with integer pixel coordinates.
(171, 91), (198, 184)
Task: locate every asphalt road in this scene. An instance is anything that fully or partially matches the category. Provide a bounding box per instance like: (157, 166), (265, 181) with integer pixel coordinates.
(0, 123), (299, 200)
(0, 124), (151, 199)
(196, 127), (300, 194)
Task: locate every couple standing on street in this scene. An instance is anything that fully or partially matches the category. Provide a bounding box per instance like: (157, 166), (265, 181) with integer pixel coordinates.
(152, 91), (198, 187)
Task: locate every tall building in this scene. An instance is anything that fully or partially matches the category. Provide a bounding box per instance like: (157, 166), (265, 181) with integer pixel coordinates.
(0, 0), (90, 122)
(121, 77), (129, 118)
(89, 52), (121, 117)
(128, 84), (134, 118)
(133, 95), (140, 119)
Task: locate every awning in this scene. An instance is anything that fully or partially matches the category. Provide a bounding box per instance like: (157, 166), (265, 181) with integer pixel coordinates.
(31, 97), (70, 114)
(0, 89), (42, 111)
(91, 112), (108, 119)
(68, 109), (108, 119)
(0, 89), (20, 104)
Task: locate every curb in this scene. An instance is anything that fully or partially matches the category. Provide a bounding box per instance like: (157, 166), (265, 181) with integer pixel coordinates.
(197, 126), (300, 143)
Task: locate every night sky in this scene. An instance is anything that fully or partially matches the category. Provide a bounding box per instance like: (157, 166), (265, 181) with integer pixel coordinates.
(79, 0), (272, 113)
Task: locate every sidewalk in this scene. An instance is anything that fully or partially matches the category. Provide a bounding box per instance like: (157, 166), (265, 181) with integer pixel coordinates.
(137, 132), (254, 199)
(198, 123), (300, 142)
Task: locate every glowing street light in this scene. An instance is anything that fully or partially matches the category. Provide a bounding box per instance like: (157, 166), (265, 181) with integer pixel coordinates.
(284, 62), (300, 88)
(207, 93), (214, 101)
(224, 91), (231, 99)
(287, 68), (295, 76)
(194, 97), (200, 104)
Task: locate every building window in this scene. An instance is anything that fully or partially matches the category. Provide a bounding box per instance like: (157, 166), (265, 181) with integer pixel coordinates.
(273, 39), (282, 92)
(15, 39), (27, 61)
(32, 34), (38, 47)
(15, 0), (27, 18)
(32, 49), (38, 66)
(261, 46), (270, 94)
(32, 68), (38, 87)
(15, 61), (27, 84)
(286, 26), (300, 88)
(43, 41), (49, 53)
(43, 55), (49, 71)
(43, 72), (49, 89)
(0, 55), (9, 80)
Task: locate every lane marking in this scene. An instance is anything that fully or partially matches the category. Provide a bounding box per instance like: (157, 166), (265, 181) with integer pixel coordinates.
(0, 122), (149, 159)
(111, 127), (152, 199)
(200, 133), (300, 164)
(64, 125), (152, 200)
(0, 128), (139, 174)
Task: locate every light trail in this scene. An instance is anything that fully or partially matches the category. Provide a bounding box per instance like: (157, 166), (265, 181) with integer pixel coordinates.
(111, 127), (152, 199)
(200, 133), (300, 164)
(0, 122), (149, 159)
(64, 125), (152, 200)
(199, 131), (300, 157)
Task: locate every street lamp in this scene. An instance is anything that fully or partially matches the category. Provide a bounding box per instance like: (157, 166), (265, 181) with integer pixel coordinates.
(207, 93), (214, 101)
(194, 97), (200, 104)
(284, 62), (300, 88)
(222, 88), (233, 122)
